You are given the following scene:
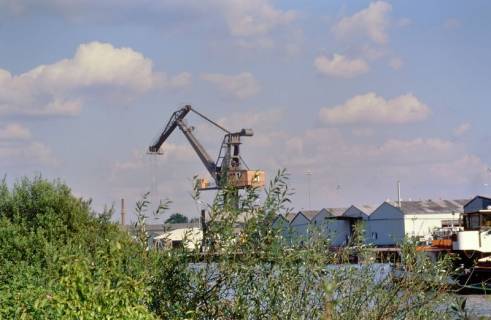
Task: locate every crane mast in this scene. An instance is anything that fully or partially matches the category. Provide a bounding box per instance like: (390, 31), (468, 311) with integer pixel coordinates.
(149, 105), (265, 190)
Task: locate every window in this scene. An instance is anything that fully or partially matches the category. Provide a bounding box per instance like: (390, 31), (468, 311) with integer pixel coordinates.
(467, 214), (480, 230)
(483, 214), (491, 228)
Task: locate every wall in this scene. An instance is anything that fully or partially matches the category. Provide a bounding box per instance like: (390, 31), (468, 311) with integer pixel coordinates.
(366, 202), (405, 246)
(403, 213), (459, 239)
(289, 213), (310, 242)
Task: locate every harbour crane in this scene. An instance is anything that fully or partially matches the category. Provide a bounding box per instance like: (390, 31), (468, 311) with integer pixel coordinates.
(148, 105), (265, 190)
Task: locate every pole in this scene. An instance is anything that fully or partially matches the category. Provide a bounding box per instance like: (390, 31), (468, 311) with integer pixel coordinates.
(200, 209), (207, 253)
(120, 198), (126, 226)
(305, 170), (312, 210)
(397, 181), (401, 208)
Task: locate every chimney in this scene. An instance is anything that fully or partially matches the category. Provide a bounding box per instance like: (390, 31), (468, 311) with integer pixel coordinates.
(121, 198), (126, 225)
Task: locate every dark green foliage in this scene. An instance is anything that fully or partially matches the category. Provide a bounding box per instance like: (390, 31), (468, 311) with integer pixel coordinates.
(0, 176), (155, 319)
(165, 212), (189, 224)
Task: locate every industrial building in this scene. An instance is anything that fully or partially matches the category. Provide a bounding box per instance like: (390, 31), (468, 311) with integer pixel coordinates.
(272, 199), (468, 247)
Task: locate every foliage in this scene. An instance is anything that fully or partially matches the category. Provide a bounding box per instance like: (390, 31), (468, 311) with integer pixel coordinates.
(0, 176), (155, 319)
(0, 173), (471, 319)
(148, 169), (468, 320)
(165, 212), (189, 224)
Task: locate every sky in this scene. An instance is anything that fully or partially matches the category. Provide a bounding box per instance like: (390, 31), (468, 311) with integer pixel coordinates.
(1, 0), (491, 223)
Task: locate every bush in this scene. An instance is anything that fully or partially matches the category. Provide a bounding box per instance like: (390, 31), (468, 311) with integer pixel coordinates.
(0, 174), (468, 319)
(0, 176), (155, 319)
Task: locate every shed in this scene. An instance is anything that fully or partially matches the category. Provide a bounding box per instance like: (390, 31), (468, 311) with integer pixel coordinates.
(289, 210), (318, 240)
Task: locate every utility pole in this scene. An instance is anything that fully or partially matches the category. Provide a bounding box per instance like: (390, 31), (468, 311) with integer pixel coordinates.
(120, 198), (126, 226)
(305, 170), (312, 210)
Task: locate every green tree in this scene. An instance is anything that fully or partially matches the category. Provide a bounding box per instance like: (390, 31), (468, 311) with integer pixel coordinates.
(0, 174), (471, 319)
(165, 212), (188, 224)
(0, 176), (156, 319)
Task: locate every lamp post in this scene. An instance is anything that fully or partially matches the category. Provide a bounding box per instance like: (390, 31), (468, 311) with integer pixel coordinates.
(305, 170), (312, 210)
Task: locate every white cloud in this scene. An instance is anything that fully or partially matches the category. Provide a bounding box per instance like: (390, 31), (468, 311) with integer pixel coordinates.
(113, 144), (195, 172)
(431, 155), (488, 185)
(0, 123), (58, 166)
(314, 54), (369, 78)
(454, 122), (471, 136)
(1, 1), (296, 50)
(332, 1), (392, 44)
(319, 92), (430, 125)
(0, 123), (31, 140)
(202, 72), (260, 99)
(444, 18), (462, 30)
(389, 57), (403, 70)
(216, 0), (296, 37)
(397, 18), (412, 28)
(0, 41), (189, 117)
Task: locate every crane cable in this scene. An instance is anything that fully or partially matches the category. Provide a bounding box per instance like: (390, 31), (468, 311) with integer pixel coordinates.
(189, 107), (231, 134)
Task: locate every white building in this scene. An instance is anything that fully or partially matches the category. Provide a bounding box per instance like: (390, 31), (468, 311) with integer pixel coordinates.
(366, 199), (467, 246)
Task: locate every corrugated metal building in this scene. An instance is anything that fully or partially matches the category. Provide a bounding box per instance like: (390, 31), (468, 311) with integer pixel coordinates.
(366, 199), (467, 246)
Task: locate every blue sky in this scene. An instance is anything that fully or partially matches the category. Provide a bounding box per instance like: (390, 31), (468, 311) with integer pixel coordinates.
(1, 0), (490, 222)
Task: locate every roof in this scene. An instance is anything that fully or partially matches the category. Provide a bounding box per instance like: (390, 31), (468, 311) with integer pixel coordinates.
(126, 222), (200, 234)
(299, 210), (319, 220)
(389, 199), (469, 214)
(284, 212), (297, 222)
(154, 227), (202, 241)
(356, 204), (376, 215)
(463, 195), (491, 207)
(272, 214), (288, 224)
(324, 208), (348, 217)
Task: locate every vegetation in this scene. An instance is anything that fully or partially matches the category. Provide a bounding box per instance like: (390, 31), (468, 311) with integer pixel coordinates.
(165, 212), (189, 224)
(0, 173), (470, 319)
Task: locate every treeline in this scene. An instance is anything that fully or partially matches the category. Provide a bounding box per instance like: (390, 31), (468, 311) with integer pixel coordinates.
(0, 173), (469, 319)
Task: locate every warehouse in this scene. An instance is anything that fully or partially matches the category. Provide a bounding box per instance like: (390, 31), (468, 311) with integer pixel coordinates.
(366, 199), (467, 246)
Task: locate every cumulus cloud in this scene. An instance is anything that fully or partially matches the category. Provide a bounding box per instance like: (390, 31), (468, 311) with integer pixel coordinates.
(454, 122), (471, 136)
(216, 0), (296, 37)
(113, 144), (195, 172)
(0, 123), (58, 166)
(319, 92), (430, 125)
(1, 1), (296, 50)
(0, 41), (189, 117)
(332, 1), (392, 44)
(444, 18), (462, 30)
(271, 125), (488, 208)
(314, 54), (369, 78)
(0, 123), (31, 140)
(202, 72), (260, 99)
(388, 57), (403, 70)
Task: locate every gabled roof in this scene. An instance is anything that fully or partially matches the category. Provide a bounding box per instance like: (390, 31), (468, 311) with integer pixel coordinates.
(388, 199), (468, 214)
(463, 195), (491, 208)
(299, 210), (319, 220)
(324, 207), (347, 217)
(356, 204), (376, 216)
(343, 205), (369, 218)
(284, 212), (297, 223)
(272, 214), (288, 225)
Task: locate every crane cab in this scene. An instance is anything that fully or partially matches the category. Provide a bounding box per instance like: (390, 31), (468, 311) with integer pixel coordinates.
(227, 170), (266, 189)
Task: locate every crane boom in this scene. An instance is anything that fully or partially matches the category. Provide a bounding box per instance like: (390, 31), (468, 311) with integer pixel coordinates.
(176, 119), (218, 182)
(149, 105), (191, 153)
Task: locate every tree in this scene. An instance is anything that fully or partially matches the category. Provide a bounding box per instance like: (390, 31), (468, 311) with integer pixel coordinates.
(165, 213), (188, 224)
